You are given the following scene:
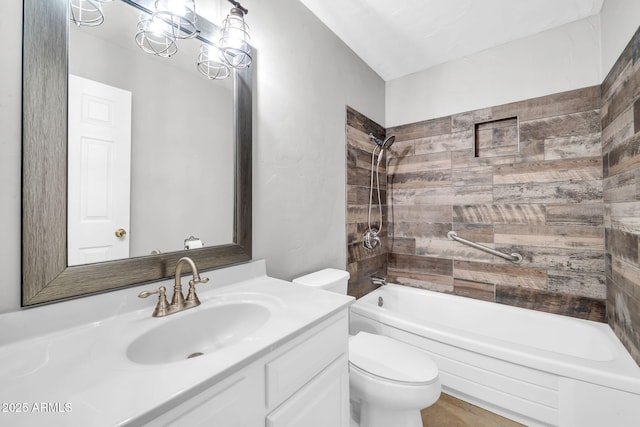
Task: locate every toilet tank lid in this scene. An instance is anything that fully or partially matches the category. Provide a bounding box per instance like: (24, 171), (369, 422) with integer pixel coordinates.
(292, 268), (350, 288)
(350, 332), (439, 384)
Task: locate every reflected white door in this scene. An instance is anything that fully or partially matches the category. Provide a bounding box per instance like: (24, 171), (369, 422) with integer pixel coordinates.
(68, 74), (132, 266)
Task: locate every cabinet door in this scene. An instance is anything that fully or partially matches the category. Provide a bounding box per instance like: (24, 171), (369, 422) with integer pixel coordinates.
(265, 314), (348, 409)
(266, 354), (349, 427)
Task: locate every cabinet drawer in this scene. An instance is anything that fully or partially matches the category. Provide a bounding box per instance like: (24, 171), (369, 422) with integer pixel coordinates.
(265, 314), (348, 409)
(144, 363), (263, 427)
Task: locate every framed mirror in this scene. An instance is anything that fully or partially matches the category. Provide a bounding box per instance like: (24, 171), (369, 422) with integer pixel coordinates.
(22, 0), (252, 306)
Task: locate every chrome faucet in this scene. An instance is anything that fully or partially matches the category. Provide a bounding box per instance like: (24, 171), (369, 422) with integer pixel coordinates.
(138, 257), (209, 317)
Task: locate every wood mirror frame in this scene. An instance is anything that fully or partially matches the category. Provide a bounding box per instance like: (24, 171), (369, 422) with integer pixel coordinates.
(21, 0), (252, 306)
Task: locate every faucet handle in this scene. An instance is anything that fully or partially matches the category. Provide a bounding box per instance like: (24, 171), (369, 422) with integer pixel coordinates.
(185, 276), (209, 308)
(193, 276), (209, 285)
(138, 286), (170, 317)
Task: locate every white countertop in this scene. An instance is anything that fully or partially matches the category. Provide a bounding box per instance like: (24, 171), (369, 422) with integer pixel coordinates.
(0, 260), (353, 426)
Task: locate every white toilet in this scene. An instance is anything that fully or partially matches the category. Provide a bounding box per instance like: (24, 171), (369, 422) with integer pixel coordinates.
(293, 269), (441, 427)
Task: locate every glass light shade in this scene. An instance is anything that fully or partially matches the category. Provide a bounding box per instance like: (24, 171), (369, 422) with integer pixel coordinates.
(219, 8), (252, 69)
(70, 0), (108, 27)
(197, 44), (230, 80)
(153, 0), (198, 39)
(135, 15), (178, 57)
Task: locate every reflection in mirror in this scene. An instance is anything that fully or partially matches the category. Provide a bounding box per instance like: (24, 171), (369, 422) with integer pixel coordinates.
(21, 0), (252, 306)
(67, 0), (234, 265)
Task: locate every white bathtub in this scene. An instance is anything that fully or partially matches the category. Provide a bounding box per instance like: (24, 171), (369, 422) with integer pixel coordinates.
(349, 284), (640, 427)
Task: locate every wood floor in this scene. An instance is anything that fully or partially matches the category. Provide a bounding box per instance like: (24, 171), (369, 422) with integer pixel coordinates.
(421, 393), (524, 427)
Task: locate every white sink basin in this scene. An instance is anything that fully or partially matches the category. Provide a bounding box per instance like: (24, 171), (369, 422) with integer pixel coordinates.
(127, 301), (271, 364)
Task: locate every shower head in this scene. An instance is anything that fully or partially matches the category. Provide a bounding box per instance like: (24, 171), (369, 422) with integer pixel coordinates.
(369, 133), (396, 150)
(381, 135), (395, 149)
(369, 133), (396, 164)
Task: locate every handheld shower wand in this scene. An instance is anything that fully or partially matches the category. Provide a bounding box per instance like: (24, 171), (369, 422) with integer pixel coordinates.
(364, 133), (396, 250)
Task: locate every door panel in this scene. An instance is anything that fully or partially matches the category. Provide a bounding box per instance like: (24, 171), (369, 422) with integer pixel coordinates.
(68, 74), (132, 266)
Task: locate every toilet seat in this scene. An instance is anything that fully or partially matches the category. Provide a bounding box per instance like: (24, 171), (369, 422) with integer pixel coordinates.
(349, 332), (438, 386)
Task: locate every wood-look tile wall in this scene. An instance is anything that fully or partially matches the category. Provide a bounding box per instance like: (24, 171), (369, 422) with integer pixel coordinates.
(345, 27), (640, 364)
(602, 25), (640, 365)
(385, 86), (606, 322)
(346, 107), (387, 298)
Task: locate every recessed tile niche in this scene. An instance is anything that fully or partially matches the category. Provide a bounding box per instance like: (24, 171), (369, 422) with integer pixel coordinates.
(474, 116), (519, 157)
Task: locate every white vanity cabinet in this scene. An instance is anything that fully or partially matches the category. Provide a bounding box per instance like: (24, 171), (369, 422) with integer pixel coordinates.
(142, 310), (349, 427)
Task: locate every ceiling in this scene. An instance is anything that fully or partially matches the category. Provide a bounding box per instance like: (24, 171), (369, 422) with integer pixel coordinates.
(299, 0), (604, 81)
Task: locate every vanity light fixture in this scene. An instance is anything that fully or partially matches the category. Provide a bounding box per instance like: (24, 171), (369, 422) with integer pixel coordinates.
(153, 0), (198, 39)
(135, 14), (179, 57)
(135, 0), (197, 57)
(197, 43), (231, 80)
(219, 0), (252, 69)
(71, 0), (252, 79)
(69, 0), (113, 27)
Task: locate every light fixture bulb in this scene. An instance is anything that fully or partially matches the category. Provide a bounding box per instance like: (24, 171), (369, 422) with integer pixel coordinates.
(148, 15), (172, 37)
(219, 7), (251, 69)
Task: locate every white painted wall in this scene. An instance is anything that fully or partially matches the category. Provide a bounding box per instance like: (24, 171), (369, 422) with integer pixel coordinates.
(386, 16), (602, 127)
(600, 0), (640, 77)
(0, 0), (384, 314)
(0, 0), (23, 313)
(247, 0), (385, 281)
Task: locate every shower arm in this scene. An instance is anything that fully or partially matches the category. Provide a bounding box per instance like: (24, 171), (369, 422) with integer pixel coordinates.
(447, 231), (523, 264)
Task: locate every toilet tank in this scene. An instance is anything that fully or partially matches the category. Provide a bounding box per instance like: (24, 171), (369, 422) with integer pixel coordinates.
(292, 268), (350, 294)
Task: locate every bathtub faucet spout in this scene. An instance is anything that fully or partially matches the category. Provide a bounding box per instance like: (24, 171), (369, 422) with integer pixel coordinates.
(370, 276), (387, 287)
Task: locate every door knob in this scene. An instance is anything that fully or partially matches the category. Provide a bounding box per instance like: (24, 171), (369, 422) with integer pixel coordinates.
(115, 228), (127, 238)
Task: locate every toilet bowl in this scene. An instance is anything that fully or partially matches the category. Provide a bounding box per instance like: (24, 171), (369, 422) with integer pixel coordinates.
(350, 331), (440, 427)
(293, 269), (441, 427)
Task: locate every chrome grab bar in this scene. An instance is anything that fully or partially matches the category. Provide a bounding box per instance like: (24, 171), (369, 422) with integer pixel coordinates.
(447, 231), (523, 264)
